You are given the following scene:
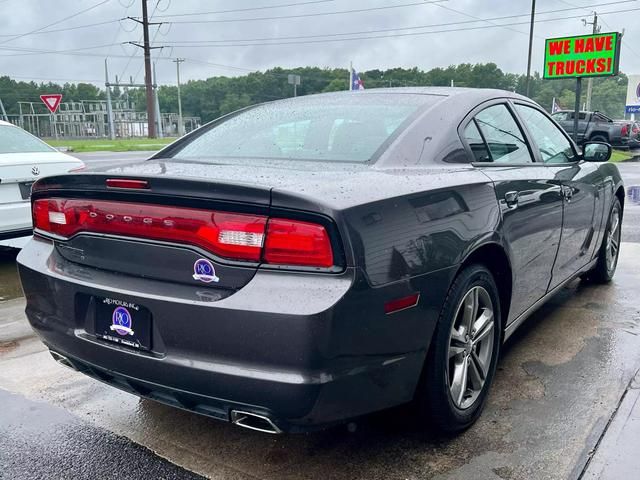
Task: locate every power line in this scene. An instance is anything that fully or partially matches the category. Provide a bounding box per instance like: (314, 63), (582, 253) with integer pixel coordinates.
(1, 5), (639, 57)
(433, 2), (531, 37)
(0, 43), (125, 57)
(131, 0), (637, 45)
(0, 0), (111, 45)
(149, 0), (450, 24)
(556, 0), (640, 62)
(119, 0), (163, 83)
(152, 0), (337, 18)
(104, 0), (136, 60)
(0, 19), (121, 38)
(0, 3), (637, 62)
(146, 6), (640, 49)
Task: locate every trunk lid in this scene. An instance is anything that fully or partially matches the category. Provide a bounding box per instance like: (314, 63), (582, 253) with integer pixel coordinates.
(33, 170), (272, 293)
(0, 152), (82, 205)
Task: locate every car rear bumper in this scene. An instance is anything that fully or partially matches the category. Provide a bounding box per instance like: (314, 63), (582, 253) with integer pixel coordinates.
(17, 236), (444, 432)
(0, 200), (31, 238)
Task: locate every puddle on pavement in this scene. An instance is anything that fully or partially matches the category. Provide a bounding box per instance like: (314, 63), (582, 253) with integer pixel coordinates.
(0, 249), (23, 302)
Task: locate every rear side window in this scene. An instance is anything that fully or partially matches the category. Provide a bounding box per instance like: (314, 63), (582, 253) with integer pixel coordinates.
(463, 121), (491, 162)
(0, 125), (55, 154)
(473, 104), (532, 164)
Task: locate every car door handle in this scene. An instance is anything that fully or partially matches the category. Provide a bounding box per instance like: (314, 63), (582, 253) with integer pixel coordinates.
(504, 191), (519, 207)
(562, 185), (574, 202)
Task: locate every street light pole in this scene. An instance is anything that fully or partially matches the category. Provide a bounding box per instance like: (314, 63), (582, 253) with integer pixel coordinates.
(525, 0), (536, 97)
(173, 58), (185, 136)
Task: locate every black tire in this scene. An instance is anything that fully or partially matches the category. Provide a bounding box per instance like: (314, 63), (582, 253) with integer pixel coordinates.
(588, 197), (622, 283)
(415, 264), (502, 434)
(590, 134), (608, 143)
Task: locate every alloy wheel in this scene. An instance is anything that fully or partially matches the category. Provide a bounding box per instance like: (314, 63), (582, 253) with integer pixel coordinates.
(606, 204), (621, 274)
(447, 286), (495, 410)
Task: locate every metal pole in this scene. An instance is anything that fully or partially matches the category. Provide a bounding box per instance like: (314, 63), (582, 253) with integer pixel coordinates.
(293, 82), (297, 97)
(0, 98), (7, 121)
(51, 113), (58, 140)
(573, 77), (582, 144)
(173, 58), (184, 136)
(153, 62), (163, 138)
(142, 0), (156, 138)
(525, 0), (536, 97)
(105, 59), (116, 140)
(349, 61), (353, 91)
(585, 13), (598, 111)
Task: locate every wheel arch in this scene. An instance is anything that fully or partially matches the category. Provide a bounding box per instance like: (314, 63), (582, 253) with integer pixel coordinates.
(589, 131), (609, 141)
(615, 185), (625, 212)
(457, 242), (513, 333)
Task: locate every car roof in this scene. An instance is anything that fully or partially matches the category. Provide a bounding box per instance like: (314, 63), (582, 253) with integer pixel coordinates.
(283, 86), (530, 104)
(0, 120), (15, 127)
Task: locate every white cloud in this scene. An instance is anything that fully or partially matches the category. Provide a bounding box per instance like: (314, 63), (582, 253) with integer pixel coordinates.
(0, 0), (637, 86)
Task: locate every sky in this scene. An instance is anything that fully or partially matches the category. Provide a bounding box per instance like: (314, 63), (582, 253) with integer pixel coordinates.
(0, 0), (639, 87)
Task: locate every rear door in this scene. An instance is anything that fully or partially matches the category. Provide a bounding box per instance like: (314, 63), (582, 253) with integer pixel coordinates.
(461, 101), (564, 323)
(512, 102), (602, 289)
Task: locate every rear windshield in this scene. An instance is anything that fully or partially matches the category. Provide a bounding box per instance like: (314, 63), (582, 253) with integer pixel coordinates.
(170, 94), (440, 163)
(0, 125), (55, 154)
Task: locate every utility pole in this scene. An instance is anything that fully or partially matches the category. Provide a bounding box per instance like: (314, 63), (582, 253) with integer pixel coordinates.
(173, 58), (185, 136)
(584, 12), (600, 111)
(141, 0), (156, 138)
(525, 0), (536, 97)
(126, 2), (163, 138)
(104, 59), (116, 140)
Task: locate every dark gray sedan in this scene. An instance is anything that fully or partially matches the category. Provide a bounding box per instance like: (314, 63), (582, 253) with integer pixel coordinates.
(17, 88), (624, 434)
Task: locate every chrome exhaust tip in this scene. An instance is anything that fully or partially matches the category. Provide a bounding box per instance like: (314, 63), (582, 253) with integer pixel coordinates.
(49, 350), (76, 370)
(230, 410), (282, 434)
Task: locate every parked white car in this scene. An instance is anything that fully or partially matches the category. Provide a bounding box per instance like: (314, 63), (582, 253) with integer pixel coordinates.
(0, 120), (84, 243)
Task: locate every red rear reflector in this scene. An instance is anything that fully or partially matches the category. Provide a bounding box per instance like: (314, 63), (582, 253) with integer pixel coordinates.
(263, 218), (333, 268)
(106, 179), (149, 189)
(384, 293), (420, 314)
(33, 199), (267, 262)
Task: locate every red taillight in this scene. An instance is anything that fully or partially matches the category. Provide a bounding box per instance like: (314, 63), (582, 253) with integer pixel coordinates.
(263, 218), (333, 268)
(33, 199), (336, 268)
(33, 199), (267, 262)
(621, 124), (629, 137)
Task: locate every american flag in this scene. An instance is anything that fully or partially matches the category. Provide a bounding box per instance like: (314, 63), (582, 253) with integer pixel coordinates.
(351, 69), (365, 91)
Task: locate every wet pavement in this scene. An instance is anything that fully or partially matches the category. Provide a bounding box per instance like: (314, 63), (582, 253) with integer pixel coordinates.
(0, 161), (639, 479)
(0, 248), (21, 302)
(0, 389), (204, 480)
(618, 162), (640, 244)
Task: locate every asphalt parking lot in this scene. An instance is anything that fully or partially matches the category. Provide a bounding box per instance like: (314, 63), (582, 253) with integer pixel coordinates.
(1, 158), (639, 480)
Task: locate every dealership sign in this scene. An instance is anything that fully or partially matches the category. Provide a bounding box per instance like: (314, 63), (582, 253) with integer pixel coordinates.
(543, 32), (621, 79)
(625, 74), (640, 114)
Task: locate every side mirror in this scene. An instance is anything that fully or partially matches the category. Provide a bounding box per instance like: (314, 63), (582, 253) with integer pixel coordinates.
(582, 141), (612, 162)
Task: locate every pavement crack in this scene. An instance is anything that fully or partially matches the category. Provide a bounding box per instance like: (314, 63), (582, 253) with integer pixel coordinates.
(576, 372), (637, 480)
